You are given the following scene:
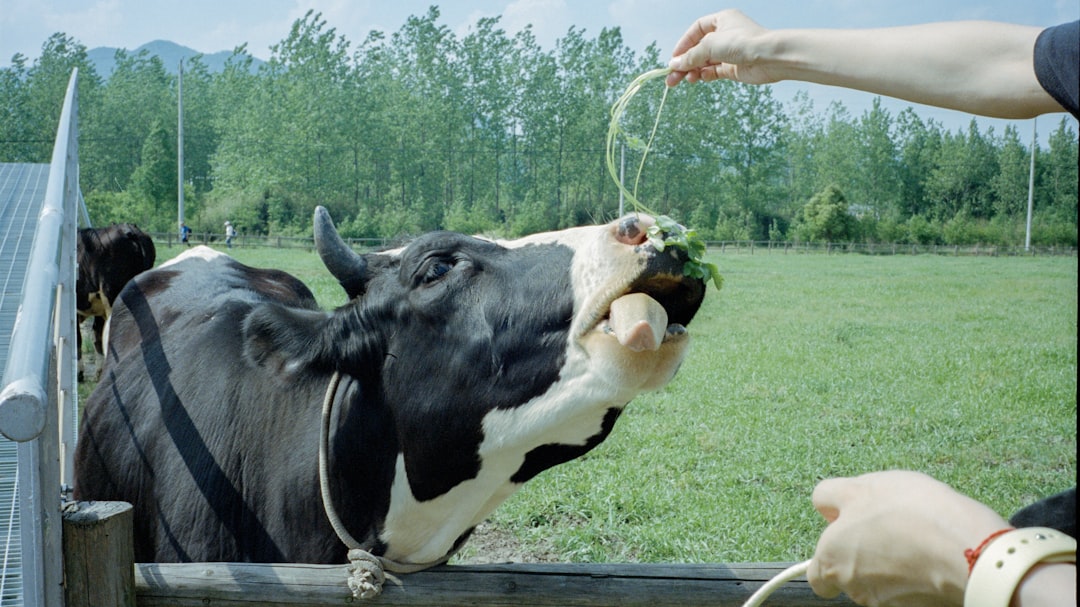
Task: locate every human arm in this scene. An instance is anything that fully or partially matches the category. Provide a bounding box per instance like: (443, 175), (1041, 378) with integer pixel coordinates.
(1009, 563), (1076, 607)
(807, 470), (1076, 607)
(665, 10), (1067, 119)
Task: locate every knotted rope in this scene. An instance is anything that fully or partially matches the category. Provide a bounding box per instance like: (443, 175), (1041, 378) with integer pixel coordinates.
(319, 370), (457, 599)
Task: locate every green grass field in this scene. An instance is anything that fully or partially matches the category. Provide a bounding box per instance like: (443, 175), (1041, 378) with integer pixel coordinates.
(134, 245), (1079, 564)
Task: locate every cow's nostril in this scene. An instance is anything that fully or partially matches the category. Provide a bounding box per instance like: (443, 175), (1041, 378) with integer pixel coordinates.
(615, 215), (654, 245)
(617, 217), (641, 242)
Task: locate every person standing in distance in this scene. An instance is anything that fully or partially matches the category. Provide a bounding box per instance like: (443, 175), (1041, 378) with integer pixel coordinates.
(224, 221), (236, 249)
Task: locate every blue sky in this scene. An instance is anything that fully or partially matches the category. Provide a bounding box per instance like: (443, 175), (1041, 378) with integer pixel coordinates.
(1, 0), (1077, 134)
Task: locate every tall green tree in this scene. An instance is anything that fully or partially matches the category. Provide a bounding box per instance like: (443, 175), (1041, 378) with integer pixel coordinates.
(128, 119), (177, 228)
(707, 84), (787, 239)
(507, 27), (562, 234)
(0, 55), (31, 161)
(780, 91), (826, 222)
(552, 26), (635, 226)
(82, 49), (171, 194)
(268, 10), (355, 232)
(1039, 117), (1078, 224)
(894, 109), (943, 219)
(810, 103), (860, 205)
(211, 11), (358, 234)
(990, 125), (1030, 218)
(349, 30), (402, 231)
(202, 46), (265, 232)
(382, 6), (463, 234)
(852, 98), (900, 218)
(549, 27), (593, 226)
(460, 16), (515, 225)
(662, 71), (737, 236)
(925, 120), (998, 219)
(177, 56), (218, 196)
(18, 34), (101, 162)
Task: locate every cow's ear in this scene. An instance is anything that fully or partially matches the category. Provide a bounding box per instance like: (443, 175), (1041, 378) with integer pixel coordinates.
(242, 303), (329, 379)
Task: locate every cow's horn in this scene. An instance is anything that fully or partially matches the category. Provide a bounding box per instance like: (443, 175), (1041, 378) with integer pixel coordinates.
(314, 206), (368, 298)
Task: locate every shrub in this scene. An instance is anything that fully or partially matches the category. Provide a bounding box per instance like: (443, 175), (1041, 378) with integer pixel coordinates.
(792, 184), (857, 242)
(904, 214), (941, 245)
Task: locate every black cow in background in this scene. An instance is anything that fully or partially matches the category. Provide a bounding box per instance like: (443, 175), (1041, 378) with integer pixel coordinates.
(76, 223), (155, 380)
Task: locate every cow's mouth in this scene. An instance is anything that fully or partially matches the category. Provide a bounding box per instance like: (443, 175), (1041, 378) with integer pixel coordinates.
(589, 274), (703, 352)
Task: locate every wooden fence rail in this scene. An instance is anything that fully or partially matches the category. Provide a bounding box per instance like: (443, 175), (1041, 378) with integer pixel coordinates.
(133, 561), (856, 607)
(64, 502), (857, 607)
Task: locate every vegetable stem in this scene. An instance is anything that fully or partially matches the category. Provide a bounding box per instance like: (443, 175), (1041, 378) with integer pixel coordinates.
(606, 68), (723, 290)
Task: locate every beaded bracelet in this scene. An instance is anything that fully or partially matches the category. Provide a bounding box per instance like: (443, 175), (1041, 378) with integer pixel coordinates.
(966, 528), (1015, 574)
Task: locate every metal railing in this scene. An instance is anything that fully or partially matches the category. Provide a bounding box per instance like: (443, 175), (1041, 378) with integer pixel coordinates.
(0, 69), (81, 607)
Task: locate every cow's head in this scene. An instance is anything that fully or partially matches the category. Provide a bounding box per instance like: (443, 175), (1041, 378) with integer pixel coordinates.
(245, 207), (706, 564)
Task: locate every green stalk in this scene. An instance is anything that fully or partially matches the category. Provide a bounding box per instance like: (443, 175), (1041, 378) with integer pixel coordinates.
(606, 68), (723, 290)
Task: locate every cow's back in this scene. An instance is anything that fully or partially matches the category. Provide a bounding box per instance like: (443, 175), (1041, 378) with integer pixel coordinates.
(74, 247), (337, 562)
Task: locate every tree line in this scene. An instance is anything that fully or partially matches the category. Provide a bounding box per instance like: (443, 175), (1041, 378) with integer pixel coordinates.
(1, 7), (1076, 246)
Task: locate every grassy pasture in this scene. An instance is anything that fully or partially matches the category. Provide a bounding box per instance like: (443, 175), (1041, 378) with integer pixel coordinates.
(133, 245), (1079, 564)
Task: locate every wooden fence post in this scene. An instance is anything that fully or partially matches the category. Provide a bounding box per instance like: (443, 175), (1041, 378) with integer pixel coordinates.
(63, 501), (136, 607)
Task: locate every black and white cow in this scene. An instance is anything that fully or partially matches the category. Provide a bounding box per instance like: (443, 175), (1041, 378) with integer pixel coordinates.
(76, 223), (156, 379)
(74, 207), (706, 566)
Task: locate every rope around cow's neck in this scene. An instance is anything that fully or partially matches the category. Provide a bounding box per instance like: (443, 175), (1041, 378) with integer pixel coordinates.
(319, 370), (384, 598)
(319, 370), (458, 599)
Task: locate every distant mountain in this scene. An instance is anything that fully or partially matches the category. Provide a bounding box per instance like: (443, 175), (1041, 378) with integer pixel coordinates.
(87, 40), (265, 78)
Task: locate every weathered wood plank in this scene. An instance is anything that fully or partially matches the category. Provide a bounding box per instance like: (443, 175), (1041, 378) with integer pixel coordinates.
(63, 501), (136, 607)
(135, 561), (858, 606)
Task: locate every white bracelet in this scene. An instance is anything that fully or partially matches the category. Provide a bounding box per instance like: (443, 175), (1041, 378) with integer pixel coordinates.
(964, 527), (1076, 607)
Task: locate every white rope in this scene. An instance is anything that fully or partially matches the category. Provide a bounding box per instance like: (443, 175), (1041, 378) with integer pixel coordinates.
(319, 371), (459, 598)
(344, 549), (385, 600)
(742, 559), (812, 607)
(319, 370), (386, 598)
(319, 371), (362, 549)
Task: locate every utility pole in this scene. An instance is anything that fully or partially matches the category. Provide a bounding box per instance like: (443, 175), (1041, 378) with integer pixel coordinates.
(618, 142), (625, 217)
(1025, 118), (1036, 252)
(178, 60), (185, 231)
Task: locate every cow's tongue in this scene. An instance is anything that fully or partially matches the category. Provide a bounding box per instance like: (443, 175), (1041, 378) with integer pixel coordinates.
(608, 292), (669, 352)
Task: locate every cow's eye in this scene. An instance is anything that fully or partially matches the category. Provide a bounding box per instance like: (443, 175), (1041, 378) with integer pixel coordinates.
(421, 259), (454, 284)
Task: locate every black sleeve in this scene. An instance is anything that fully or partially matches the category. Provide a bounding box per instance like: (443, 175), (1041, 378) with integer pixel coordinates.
(1034, 21), (1079, 119)
(1009, 487), (1076, 538)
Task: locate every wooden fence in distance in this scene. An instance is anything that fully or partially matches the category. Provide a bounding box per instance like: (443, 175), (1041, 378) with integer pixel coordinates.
(64, 502), (857, 607)
(152, 231), (1077, 258)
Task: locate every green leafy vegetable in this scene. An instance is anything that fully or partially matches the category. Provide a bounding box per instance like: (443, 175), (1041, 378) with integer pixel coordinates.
(646, 216), (724, 289)
(606, 68), (723, 290)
